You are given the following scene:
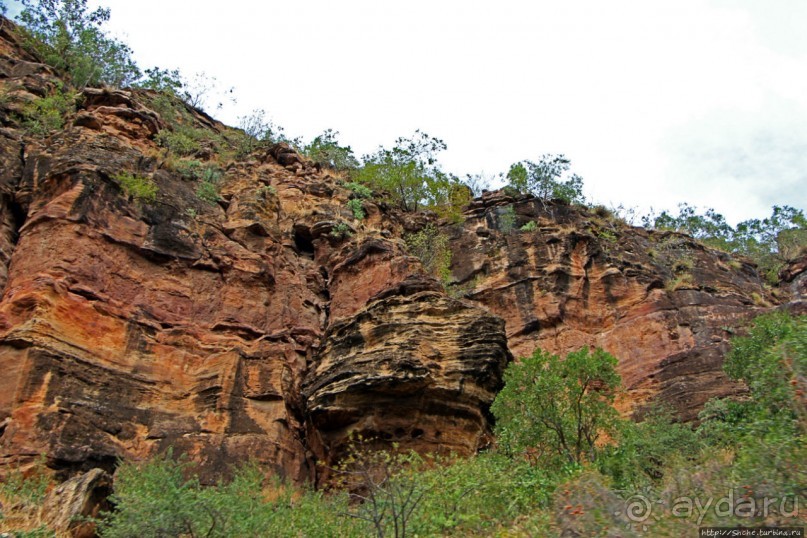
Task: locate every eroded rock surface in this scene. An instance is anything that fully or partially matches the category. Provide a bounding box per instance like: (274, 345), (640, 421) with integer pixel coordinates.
(0, 16), (799, 491)
(0, 19), (507, 484)
(446, 192), (775, 420)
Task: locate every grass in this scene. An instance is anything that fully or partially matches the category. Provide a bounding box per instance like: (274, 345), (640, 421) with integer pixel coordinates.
(114, 172), (158, 203)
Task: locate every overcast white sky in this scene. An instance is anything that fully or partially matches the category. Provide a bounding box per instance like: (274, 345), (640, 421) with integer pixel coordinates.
(12, 1), (807, 223)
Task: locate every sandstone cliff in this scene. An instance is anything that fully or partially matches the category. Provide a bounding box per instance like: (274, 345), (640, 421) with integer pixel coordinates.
(0, 19), (802, 488)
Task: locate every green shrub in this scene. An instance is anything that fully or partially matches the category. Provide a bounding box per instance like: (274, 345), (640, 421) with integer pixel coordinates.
(191, 165), (222, 205)
(410, 452), (556, 536)
(330, 221), (353, 239)
(20, 85), (77, 136)
(352, 130), (467, 217)
(347, 198), (365, 220)
(344, 181), (372, 199)
(256, 184), (277, 198)
(303, 129), (359, 171)
(520, 220), (537, 232)
(404, 224), (452, 285)
(114, 172), (157, 202)
(491, 347), (622, 467)
(155, 126), (204, 156)
(598, 407), (702, 489)
(196, 180), (219, 205)
(0, 456), (50, 509)
(98, 451), (367, 538)
(171, 158), (204, 180)
(699, 312), (806, 442)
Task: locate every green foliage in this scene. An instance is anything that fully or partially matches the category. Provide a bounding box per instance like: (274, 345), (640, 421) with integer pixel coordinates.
(598, 407), (702, 489)
(231, 108), (289, 158)
(20, 84), (77, 136)
(114, 172), (157, 202)
(344, 181), (372, 199)
(98, 451), (364, 538)
(0, 456), (50, 509)
(645, 204), (807, 284)
(256, 184), (276, 198)
(171, 158), (203, 180)
(16, 0), (140, 88)
(347, 198), (365, 220)
(699, 312), (806, 443)
(155, 125), (206, 156)
(410, 452), (556, 536)
(353, 130), (469, 217)
(520, 220), (538, 232)
(404, 224), (451, 286)
(693, 312), (807, 500)
(134, 66), (183, 94)
(330, 221), (353, 239)
(303, 129), (359, 171)
(196, 177), (220, 205)
(506, 154), (585, 204)
(491, 347), (622, 466)
(333, 439), (428, 538)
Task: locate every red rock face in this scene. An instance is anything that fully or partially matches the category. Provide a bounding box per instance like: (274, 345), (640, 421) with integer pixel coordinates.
(446, 192), (776, 420)
(0, 22), (511, 482)
(0, 19), (798, 486)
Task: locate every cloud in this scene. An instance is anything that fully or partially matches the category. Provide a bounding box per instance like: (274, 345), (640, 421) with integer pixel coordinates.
(662, 96), (807, 224)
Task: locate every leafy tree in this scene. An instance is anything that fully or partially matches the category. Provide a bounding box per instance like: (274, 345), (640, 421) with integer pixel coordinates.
(645, 204), (807, 283)
(699, 312), (806, 441)
(353, 130), (468, 214)
(134, 66), (184, 94)
(491, 347), (621, 466)
(303, 129), (359, 171)
(15, 0), (140, 88)
(505, 154), (585, 204)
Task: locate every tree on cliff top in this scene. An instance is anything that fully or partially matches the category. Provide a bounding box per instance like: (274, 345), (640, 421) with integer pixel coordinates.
(353, 130), (470, 218)
(506, 154), (585, 204)
(15, 0), (140, 88)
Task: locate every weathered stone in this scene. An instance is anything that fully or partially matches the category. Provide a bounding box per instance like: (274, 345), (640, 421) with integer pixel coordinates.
(445, 194), (774, 420)
(42, 468), (112, 538)
(303, 289), (511, 483)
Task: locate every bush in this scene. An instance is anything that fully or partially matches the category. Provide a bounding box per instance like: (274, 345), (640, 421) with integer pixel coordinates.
(491, 347), (622, 467)
(155, 125), (205, 156)
(643, 204), (807, 284)
(353, 130), (468, 216)
(598, 406), (702, 489)
(330, 221), (353, 239)
(699, 312), (806, 443)
(404, 224), (451, 286)
(347, 198), (365, 220)
(520, 220), (537, 232)
(303, 129), (359, 171)
(20, 85), (77, 136)
(196, 180), (219, 205)
(114, 172), (157, 202)
(98, 451), (365, 538)
(344, 181), (372, 199)
(410, 452), (556, 536)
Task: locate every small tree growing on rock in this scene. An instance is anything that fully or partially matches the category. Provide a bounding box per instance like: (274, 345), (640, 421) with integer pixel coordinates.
(491, 347), (621, 467)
